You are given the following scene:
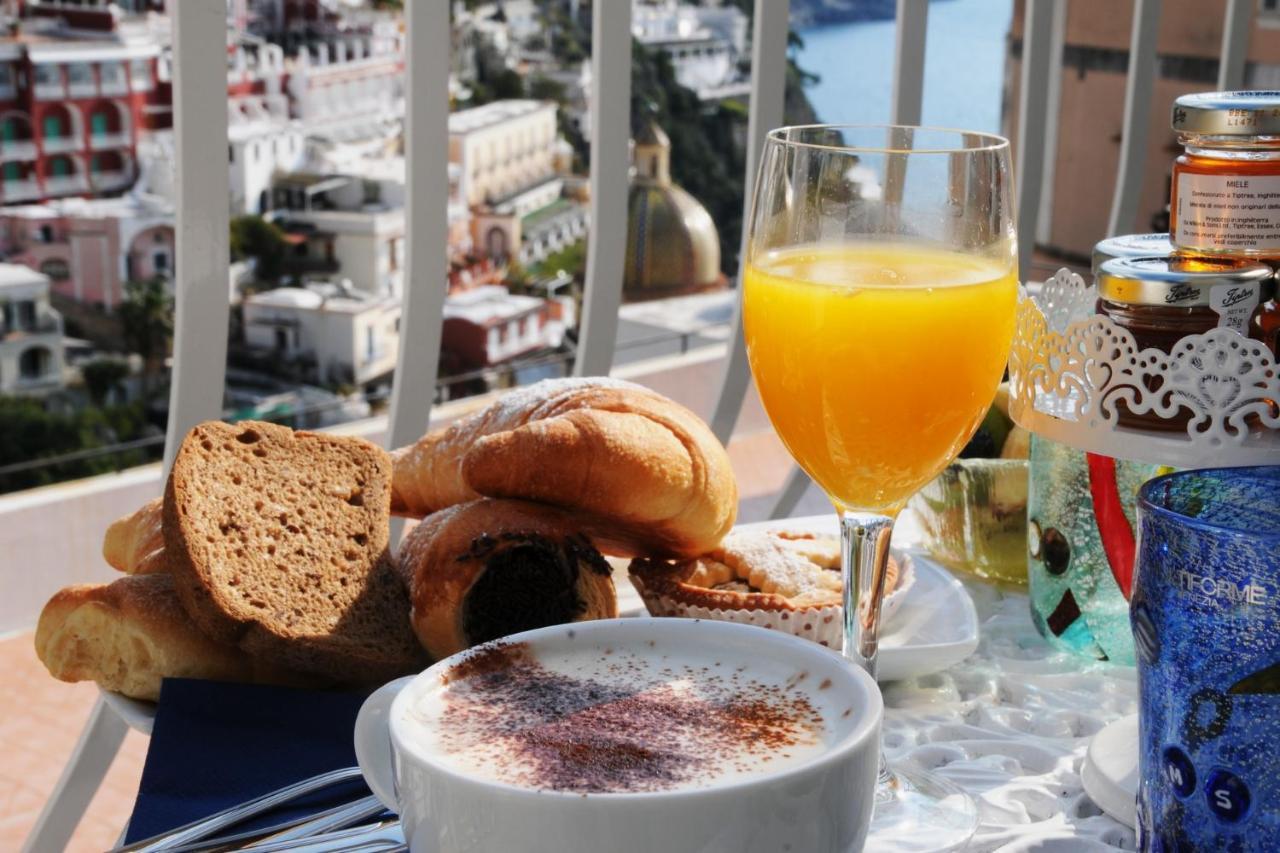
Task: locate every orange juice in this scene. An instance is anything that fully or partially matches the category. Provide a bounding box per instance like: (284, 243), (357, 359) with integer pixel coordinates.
(743, 243), (1017, 514)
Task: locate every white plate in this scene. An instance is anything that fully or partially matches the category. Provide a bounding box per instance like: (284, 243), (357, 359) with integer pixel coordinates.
(1081, 713), (1139, 828)
(100, 687), (156, 734)
(105, 515), (980, 729)
(617, 515), (981, 683)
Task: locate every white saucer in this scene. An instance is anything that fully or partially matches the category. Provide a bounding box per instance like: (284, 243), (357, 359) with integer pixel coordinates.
(1081, 713), (1139, 828)
(617, 515), (981, 683)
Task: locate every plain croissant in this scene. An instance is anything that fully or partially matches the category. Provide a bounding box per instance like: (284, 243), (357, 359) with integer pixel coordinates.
(390, 377), (738, 558)
(35, 574), (314, 701)
(103, 497), (166, 574)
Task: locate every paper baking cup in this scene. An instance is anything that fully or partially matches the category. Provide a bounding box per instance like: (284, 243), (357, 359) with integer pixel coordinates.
(630, 553), (915, 650)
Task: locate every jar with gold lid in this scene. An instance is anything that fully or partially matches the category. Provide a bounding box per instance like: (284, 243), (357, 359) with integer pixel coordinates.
(1096, 255), (1276, 430)
(1170, 91), (1280, 259)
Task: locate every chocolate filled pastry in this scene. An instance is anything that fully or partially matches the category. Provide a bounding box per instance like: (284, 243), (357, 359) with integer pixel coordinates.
(397, 499), (618, 659)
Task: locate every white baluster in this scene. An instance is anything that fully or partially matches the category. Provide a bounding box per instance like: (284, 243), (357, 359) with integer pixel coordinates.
(573, 0), (631, 378)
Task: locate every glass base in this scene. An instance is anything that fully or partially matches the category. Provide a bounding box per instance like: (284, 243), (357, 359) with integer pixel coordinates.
(863, 763), (978, 853)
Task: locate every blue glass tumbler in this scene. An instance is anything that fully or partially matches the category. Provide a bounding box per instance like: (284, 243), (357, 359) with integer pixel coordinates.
(1132, 466), (1280, 851)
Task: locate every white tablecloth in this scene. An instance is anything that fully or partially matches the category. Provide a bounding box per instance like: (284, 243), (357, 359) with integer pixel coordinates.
(882, 579), (1137, 852)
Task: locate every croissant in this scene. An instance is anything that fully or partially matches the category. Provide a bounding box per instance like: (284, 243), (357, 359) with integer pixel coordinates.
(396, 499), (618, 660)
(34, 574), (313, 701)
(391, 377), (737, 558)
(103, 497), (166, 574)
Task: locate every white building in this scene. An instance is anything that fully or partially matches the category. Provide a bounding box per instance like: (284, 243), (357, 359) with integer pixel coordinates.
(448, 100), (587, 263)
(632, 0), (748, 98)
(271, 171), (406, 298)
(449, 100), (559, 208)
(284, 21), (405, 135)
(0, 264), (64, 395)
(441, 284), (573, 368)
(241, 281), (400, 388)
(228, 100), (306, 216)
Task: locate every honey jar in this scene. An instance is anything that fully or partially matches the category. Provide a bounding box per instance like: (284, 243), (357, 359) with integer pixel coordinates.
(1096, 255), (1276, 430)
(1170, 91), (1280, 260)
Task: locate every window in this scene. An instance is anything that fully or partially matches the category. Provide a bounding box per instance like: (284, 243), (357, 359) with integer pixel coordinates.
(228, 144), (235, 164)
(366, 326), (375, 361)
(153, 251), (168, 272)
(39, 225), (53, 243)
(3, 162), (20, 182)
(100, 62), (125, 88)
(90, 111), (109, 136)
(18, 346), (50, 380)
(1, 117), (17, 142)
(129, 58), (152, 90)
(42, 114), (63, 138)
(50, 157), (70, 177)
(34, 65), (61, 88)
(67, 63), (93, 90)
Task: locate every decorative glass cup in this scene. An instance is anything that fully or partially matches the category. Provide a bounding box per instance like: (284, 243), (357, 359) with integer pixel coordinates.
(743, 125), (1017, 851)
(1132, 466), (1280, 849)
(1027, 436), (1167, 664)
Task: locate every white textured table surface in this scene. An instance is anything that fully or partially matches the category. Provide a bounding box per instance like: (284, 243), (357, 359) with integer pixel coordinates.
(881, 578), (1137, 852)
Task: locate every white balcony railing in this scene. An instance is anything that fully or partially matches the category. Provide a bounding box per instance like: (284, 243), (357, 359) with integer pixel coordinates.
(67, 81), (96, 99)
(0, 139), (37, 160)
(100, 78), (128, 97)
(42, 135), (79, 154)
(33, 81), (66, 100)
(89, 132), (131, 151)
(2, 179), (41, 202)
(44, 174), (88, 196)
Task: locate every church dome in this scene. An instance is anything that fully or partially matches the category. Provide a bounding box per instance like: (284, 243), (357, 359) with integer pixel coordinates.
(624, 120), (722, 300)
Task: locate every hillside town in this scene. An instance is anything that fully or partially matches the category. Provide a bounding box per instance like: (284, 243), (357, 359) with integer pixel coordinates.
(0, 0), (757, 492)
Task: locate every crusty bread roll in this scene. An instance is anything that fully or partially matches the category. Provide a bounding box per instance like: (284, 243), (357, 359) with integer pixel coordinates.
(103, 497), (166, 574)
(391, 378), (737, 558)
(396, 499), (618, 660)
(34, 574), (310, 701)
(164, 420), (426, 683)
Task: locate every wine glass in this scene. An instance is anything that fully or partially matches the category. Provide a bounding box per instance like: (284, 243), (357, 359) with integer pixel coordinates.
(743, 125), (1017, 850)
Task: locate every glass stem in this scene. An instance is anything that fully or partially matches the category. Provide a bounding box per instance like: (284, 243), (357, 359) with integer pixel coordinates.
(839, 510), (895, 681)
(840, 510), (898, 794)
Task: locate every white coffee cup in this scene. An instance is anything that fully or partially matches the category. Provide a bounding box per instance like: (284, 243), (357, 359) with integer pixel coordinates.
(354, 617), (882, 853)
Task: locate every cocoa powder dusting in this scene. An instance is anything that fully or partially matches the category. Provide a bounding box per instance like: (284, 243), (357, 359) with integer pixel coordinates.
(435, 643), (827, 794)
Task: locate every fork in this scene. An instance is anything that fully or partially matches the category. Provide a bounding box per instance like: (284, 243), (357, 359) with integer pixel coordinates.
(110, 767), (367, 852)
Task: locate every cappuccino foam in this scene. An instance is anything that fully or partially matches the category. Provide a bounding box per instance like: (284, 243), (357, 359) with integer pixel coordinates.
(404, 638), (838, 794)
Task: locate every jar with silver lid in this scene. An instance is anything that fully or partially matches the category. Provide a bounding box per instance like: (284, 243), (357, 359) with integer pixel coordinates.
(1090, 233), (1174, 281)
(1170, 90), (1280, 258)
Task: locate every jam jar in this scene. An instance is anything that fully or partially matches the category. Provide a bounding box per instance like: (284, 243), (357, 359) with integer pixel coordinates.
(1170, 91), (1280, 260)
(1091, 233), (1174, 281)
(1096, 255), (1276, 431)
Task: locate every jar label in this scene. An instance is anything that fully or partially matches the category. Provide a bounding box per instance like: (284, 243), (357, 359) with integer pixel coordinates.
(1210, 282), (1260, 335)
(1175, 172), (1280, 253)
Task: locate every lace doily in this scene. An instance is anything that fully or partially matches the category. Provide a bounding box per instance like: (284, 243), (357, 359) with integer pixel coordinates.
(1008, 269), (1280, 467)
(883, 582), (1136, 852)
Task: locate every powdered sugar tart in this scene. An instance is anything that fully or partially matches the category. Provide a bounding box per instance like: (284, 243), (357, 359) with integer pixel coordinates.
(628, 527), (915, 649)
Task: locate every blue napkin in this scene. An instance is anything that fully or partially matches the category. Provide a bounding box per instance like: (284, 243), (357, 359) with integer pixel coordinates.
(123, 678), (376, 844)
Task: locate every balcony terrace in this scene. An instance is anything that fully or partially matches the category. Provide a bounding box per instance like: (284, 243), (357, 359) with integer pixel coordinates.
(2, 0), (1267, 849)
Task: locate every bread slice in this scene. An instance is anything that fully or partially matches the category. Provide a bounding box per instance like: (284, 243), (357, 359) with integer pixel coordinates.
(35, 574), (318, 701)
(163, 420), (426, 683)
